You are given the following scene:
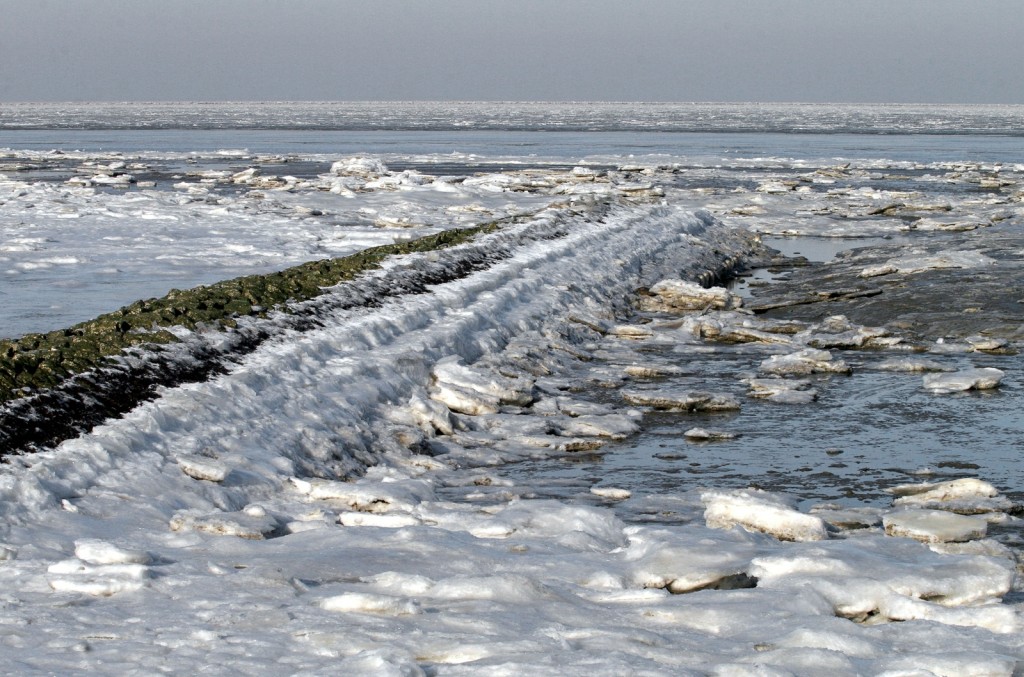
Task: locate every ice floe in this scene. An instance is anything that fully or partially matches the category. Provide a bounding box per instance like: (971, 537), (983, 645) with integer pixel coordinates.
(702, 489), (829, 542)
(922, 367), (1004, 393)
(883, 509), (989, 543)
(759, 347), (852, 376)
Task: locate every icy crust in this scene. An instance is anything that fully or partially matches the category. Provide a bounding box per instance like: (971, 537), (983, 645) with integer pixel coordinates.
(0, 202), (1021, 672)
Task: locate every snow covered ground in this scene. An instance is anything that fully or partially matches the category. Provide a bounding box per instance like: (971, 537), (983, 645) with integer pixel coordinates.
(1, 116), (1024, 674)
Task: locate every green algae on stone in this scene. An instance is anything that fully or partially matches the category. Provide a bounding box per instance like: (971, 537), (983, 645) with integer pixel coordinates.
(0, 221), (502, 404)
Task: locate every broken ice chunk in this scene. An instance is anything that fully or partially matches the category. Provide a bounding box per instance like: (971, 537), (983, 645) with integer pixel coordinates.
(683, 427), (738, 441)
(883, 509), (988, 543)
(169, 508), (279, 540)
(875, 357), (953, 372)
(859, 263), (898, 278)
(320, 592), (421, 616)
(74, 539), (151, 565)
(922, 368), (1003, 394)
(759, 348), (851, 376)
(552, 413), (641, 440)
(176, 454), (229, 482)
(430, 356), (535, 415)
(746, 378), (818, 404)
(590, 486), (631, 500)
(889, 477), (1014, 515)
(622, 389), (740, 412)
(638, 279), (742, 313)
(702, 489), (828, 542)
(289, 477), (431, 513)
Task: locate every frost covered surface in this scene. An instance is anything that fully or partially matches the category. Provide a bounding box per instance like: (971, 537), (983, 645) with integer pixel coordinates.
(0, 192), (1019, 673)
(2, 110), (1024, 672)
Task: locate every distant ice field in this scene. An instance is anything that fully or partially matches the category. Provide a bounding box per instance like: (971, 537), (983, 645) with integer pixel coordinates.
(5, 128), (1024, 165)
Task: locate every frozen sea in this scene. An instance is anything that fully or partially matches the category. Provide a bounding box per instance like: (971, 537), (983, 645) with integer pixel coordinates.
(1, 102), (1023, 675)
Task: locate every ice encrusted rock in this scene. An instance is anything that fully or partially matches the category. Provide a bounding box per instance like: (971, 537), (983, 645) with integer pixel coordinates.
(638, 279), (742, 313)
(759, 348), (851, 376)
(622, 389), (740, 412)
(922, 367), (1004, 393)
(703, 489), (828, 542)
(799, 315), (892, 349)
(680, 315), (796, 345)
(883, 509), (988, 543)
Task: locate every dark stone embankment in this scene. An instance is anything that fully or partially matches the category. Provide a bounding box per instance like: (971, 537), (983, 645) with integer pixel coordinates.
(0, 200), (753, 458)
(0, 220), (507, 456)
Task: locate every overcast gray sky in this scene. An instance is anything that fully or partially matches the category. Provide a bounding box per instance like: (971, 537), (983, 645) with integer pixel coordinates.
(2, 0), (1021, 103)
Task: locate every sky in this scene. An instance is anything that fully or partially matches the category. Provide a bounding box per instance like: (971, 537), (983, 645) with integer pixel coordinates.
(2, 0), (1022, 104)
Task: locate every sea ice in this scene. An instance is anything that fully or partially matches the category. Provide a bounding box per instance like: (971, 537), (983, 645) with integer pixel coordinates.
(638, 279), (743, 312)
(702, 489), (829, 541)
(882, 509), (989, 543)
(74, 539), (151, 565)
(922, 367), (1004, 393)
(176, 454), (229, 482)
(746, 377), (818, 404)
(759, 348), (851, 376)
(622, 389), (741, 412)
(889, 477), (1015, 515)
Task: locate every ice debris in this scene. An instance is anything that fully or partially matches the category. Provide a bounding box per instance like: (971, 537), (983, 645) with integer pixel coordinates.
(759, 348), (851, 376)
(169, 505), (279, 539)
(683, 427), (738, 441)
(48, 540), (152, 596)
(622, 388), (740, 412)
(74, 539), (151, 565)
(176, 454), (229, 482)
(922, 367), (1004, 394)
(746, 377), (818, 404)
(702, 489), (829, 542)
(889, 477), (1015, 515)
(882, 510), (988, 543)
(638, 279), (743, 313)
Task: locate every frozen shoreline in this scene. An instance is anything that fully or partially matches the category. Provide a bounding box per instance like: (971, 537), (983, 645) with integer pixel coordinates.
(1, 134), (1023, 672)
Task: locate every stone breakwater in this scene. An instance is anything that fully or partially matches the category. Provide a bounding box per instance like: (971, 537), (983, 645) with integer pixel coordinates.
(0, 220), (507, 455)
(0, 202), (757, 457)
